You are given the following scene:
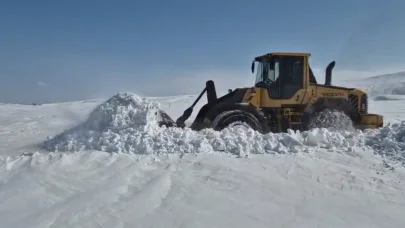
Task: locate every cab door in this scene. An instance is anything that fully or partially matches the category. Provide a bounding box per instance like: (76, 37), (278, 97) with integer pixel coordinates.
(268, 56), (304, 100)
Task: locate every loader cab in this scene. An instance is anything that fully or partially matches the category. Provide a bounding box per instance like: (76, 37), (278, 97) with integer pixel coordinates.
(251, 52), (311, 99)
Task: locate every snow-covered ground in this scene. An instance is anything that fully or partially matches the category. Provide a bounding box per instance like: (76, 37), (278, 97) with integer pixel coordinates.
(1, 77), (405, 227)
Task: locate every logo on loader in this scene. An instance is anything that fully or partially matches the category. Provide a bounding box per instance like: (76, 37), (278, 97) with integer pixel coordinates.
(321, 92), (344, 97)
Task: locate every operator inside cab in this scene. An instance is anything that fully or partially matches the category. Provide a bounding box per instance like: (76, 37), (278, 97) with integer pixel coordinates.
(252, 55), (306, 99)
(253, 59), (280, 88)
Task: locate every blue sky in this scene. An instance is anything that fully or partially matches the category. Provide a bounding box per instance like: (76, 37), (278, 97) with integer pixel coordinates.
(1, 0), (405, 104)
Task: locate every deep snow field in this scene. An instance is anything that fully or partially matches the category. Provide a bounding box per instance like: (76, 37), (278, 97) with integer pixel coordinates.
(1, 76), (405, 228)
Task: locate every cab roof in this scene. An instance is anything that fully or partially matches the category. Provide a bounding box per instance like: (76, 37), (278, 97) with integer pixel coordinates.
(254, 52), (311, 61)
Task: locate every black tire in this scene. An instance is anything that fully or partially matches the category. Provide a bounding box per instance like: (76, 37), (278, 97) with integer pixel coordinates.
(210, 109), (267, 133)
(280, 116), (291, 132)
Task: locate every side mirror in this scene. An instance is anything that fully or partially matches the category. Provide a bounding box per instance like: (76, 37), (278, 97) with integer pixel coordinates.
(251, 61), (255, 73)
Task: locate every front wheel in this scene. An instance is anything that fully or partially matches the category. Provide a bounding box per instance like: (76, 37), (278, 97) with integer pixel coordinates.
(304, 109), (355, 131)
(211, 109), (267, 133)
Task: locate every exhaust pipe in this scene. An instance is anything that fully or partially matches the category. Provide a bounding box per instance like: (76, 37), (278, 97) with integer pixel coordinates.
(325, 61), (336, 86)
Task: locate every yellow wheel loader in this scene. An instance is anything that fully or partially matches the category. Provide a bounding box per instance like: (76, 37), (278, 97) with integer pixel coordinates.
(159, 52), (383, 133)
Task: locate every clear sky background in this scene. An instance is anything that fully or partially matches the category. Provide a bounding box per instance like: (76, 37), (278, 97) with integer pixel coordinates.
(1, 0), (405, 104)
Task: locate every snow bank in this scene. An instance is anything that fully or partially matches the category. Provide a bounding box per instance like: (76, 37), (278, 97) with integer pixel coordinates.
(343, 72), (405, 97)
(42, 93), (405, 165)
(365, 122), (405, 165)
(374, 95), (405, 101)
(42, 93), (166, 152)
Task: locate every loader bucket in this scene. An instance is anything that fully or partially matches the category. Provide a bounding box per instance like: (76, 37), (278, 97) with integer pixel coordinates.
(355, 113), (384, 130)
(156, 109), (177, 128)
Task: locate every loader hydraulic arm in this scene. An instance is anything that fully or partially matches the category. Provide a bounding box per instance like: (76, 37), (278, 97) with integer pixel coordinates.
(176, 87), (206, 128)
(175, 80), (217, 127)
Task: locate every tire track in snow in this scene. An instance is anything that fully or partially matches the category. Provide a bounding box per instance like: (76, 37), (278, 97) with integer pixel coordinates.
(7, 168), (133, 226)
(105, 163), (174, 225)
(0, 152), (174, 228)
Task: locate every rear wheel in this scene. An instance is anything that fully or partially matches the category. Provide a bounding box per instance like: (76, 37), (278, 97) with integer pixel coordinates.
(211, 109), (267, 133)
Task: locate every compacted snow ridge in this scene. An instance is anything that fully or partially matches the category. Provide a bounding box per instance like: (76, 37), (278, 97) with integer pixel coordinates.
(41, 93), (405, 168)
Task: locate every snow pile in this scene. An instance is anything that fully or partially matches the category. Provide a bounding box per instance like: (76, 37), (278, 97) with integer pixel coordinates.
(42, 93), (405, 165)
(42, 93), (167, 152)
(42, 93), (366, 156)
(84, 92), (164, 131)
(308, 109), (355, 132)
(365, 122), (405, 165)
